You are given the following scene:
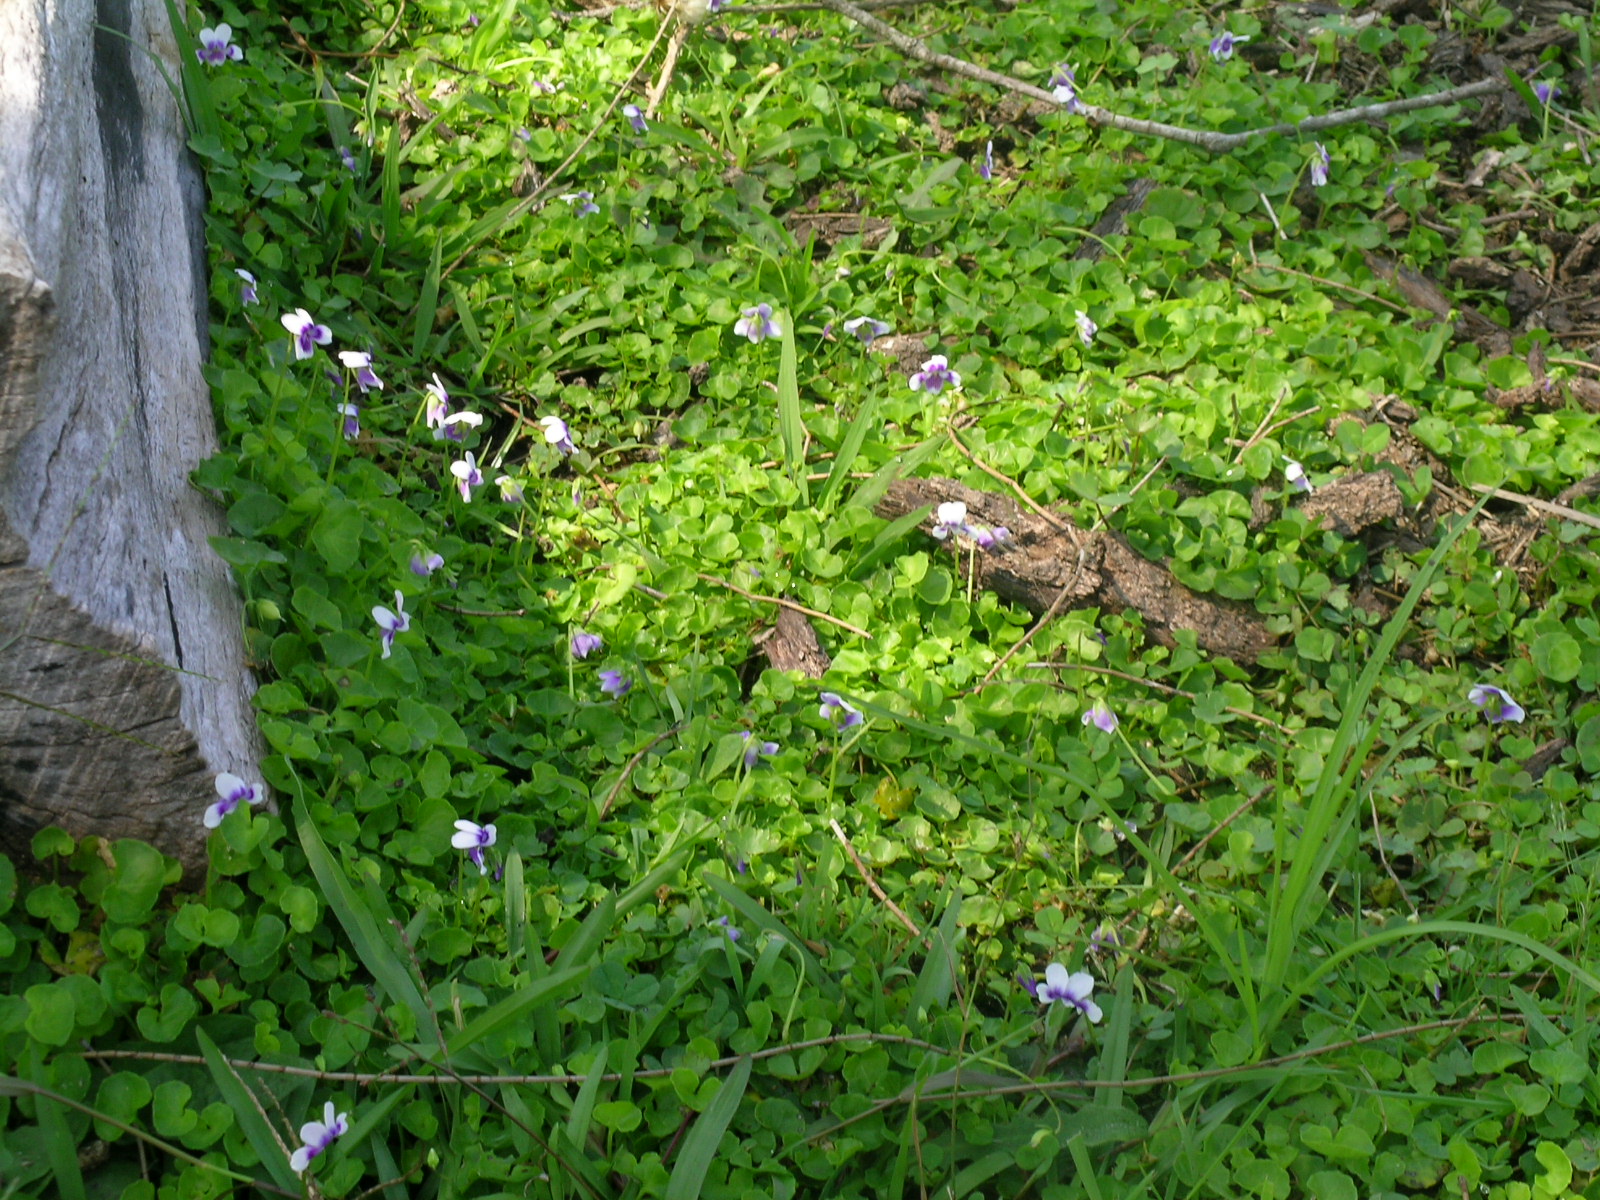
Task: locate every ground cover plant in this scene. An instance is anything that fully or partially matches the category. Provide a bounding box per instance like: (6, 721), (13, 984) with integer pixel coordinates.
(6, 0), (1600, 1196)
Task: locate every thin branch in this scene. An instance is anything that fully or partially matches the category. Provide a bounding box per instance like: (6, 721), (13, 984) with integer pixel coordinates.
(82, 1031), (957, 1085)
(597, 723), (684, 819)
(813, 0), (1509, 154)
(1468, 483), (1600, 531)
(699, 574), (870, 638)
(829, 818), (924, 938)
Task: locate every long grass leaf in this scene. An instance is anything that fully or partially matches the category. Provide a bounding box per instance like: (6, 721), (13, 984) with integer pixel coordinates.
(566, 1042), (611, 1144)
(909, 892), (961, 1019)
(36, 1082), (87, 1200)
(194, 1028), (303, 1193)
(1263, 498), (1487, 990)
(553, 893), (617, 971)
(296, 804), (439, 1053)
(702, 872), (835, 996)
(411, 237), (443, 361)
(664, 1056), (752, 1200)
(776, 316), (809, 503)
(504, 851), (527, 969)
(447, 965), (591, 1055)
(818, 393), (879, 512)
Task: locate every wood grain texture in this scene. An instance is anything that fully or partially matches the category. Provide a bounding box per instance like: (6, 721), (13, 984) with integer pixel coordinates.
(875, 478), (1277, 664)
(0, 0), (260, 868)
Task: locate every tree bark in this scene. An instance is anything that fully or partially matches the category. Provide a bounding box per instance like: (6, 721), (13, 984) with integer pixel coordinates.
(0, 0), (260, 870)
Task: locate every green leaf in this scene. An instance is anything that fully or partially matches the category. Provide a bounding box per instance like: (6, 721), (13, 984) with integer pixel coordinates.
(446, 965), (590, 1055)
(296, 803), (439, 1055)
(194, 1028), (303, 1194)
(566, 1042), (610, 1144)
(703, 872), (836, 997)
(209, 536), (287, 570)
(818, 393), (879, 513)
(909, 892), (961, 1020)
(99, 840), (171, 924)
(24, 983), (76, 1046)
(776, 314), (808, 503)
(310, 500), (364, 574)
(664, 1056), (751, 1200)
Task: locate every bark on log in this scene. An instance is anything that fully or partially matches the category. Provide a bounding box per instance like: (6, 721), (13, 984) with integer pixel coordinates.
(0, 0), (260, 869)
(875, 478), (1277, 664)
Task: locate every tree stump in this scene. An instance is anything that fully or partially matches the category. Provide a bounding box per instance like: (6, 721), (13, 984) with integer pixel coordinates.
(0, 0), (260, 870)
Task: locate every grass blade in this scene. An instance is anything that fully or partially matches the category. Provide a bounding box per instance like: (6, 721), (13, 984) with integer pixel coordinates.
(296, 802), (439, 1054)
(909, 891), (961, 1019)
(818, 393), (879, 512)
(664, 1056), (752, 1200)
(776, 316), (809, 503)
(411, 237), (443, 362)
(702, 872), (836, 996)
(553, 893), (617, 971)
(194, 1028), (302, 1193)
(504, 851), (527, 970)
(447, 965), (591, 1055)
(566, 1042), (611, 1144)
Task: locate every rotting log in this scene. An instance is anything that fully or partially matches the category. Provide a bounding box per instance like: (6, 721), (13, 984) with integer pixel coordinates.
(875, 478), (1278, 664)
(0, 0), (260, 869)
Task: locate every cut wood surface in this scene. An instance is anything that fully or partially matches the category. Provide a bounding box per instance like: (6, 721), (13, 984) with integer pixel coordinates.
(0, 0), (260, 869)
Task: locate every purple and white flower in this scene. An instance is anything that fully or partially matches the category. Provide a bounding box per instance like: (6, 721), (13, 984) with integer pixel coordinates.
(280, 309), (332, 360)
(1209, 31), (1248, 61)
(978, 140), (994, 181)
(1050, 65), (1084, 113)
(495, 474), (524, 503)
(340, 146), (359, 175)
(715, 915), (742, 941)
(195, 23), (243, 65)
(451, 819), (497, 875)
(205, 772), (264, 828)
(842, 316), (891, 345)
(235, 269), (258, 306)
(289, 1102), (348, 1174)
(740, 731), (779, 769)
(819, 692), (863, 729)
(733, 303), (781, 344)
(423, 375), (451, 430)
(1037, 963), (1103, 1022)
(560, 190), (600, 216)
(599, 669), (631, 698)
(570, 629), (603, 659)
(1534, 81), (1561, 106)
(1081, 704), (1118, 734)
(622, 104), (648, 134)
(1284, 458), (1312, 494)
(540, 415), (574, 454)
(1468, 683), (1525, 724)
(337, 402), (360, 440)
(450, 452), (483, 501)
(1076, 310), (1098, 348)
(909, 354), (961, 395)
(932, 500), (975, 541)
(433, 411), (481, 445)
(1309, 142), (1331, 188)
(372, 591), (410, 658)
(337, 350), (383, 393)
(411, 551), (445, 577)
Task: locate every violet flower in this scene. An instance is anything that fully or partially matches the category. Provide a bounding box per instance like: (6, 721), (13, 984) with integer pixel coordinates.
(909, 355), (961, 395)
(1081, 704), (1118, 734)
(337, 350), (383, 393)
(1209, 31), (1248, 61)
(540, 415), (575, 454)
(340, 146), (359, 175)
(450, 452), (483, 501)
(842, 316), (891, 345)
(205, 772), (265, 828)
(931, 500), (976, 541)
(740, 731), (779, 769)
(1468, 683), (1525, 724)
(1076, 310), (1098, 347)
(1310, 143), (1331, 188)
(280, 309), (332, 360)
(1037, 963), (1103, 1022)
(599, 669), (631, 698)
(819, 692), (863, 729)
(435, 409), (483, 443)
(451, 819), (497, 875)
(372, 591), (410, 658)
(289, 1102), (348, 1174)
(235, 269), (258, 306)
(1284, 458), (1312, 494)
(622, 104), (648, 134)
(1050, 65), (1084, 113)
(570, 630), (603, 659)
(1534, 81), (1560, 106)
(337, 402), (360, 440)
(560, 191), (600, 216)
(495, 474), (525, 503)
(733, 303), (781, 344)
(411, 551), (445, 577)
(423, 375), (451, 431)
(978, 140), (994, 181)
(715, 915), (742, 941)
(195, 23), (243, 65)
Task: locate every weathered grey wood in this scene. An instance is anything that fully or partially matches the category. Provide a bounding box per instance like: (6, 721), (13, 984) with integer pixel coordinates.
(0, 0), (260, 869)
